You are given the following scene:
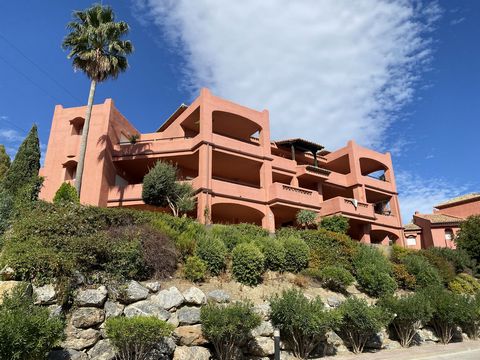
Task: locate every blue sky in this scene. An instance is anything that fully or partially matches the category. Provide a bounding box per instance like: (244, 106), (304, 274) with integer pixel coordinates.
(0, 0), (478, 222)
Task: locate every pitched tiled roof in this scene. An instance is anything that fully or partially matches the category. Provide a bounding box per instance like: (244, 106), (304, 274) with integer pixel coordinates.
(404, 222), (421, 231)
(435, 193), (480, 208)
(415, 213), (462, 225)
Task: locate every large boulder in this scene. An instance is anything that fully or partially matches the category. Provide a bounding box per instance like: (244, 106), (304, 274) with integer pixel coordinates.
(247, 337), (275, 357)
(251, 321), (274, 337)
(146, 337), (176, 360)
(63, 325), (101, 351)
(144, 281), (161, 293)
(173, 346), (210, 360)
(177, 306), (201, 325)
(87, 339), (116, 360)
(207, 289), (230, 303)
(71, 307), (105, 328)
(173, 325), (208, 346)
(118, 280), (149, 304)
(48, 349), (89, 360)
(124, 300), (171, 321)
(104, 300), (124, 318)
(33, 284), (57, 305)
(416, 326), (439, 343)
(183, 287), (206, 305)
(253, 303), (271, 320)
(324, 330), (349, 356)
(152, 287), (184, 310)
(76, 286), (108, 307)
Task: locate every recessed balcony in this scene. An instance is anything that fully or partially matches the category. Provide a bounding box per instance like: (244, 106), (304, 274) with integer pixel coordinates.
(320, 196), (375, 220)
(269, 182), (321, 209)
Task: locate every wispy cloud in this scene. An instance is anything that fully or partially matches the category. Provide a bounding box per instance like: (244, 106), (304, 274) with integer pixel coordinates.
(450, 17), (465, 26)
(134, 0), (441, 150)
(0, 128), (23, 143)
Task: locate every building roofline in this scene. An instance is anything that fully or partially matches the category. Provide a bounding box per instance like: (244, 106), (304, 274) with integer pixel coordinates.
(156, 103), (188, 132)
(435, 192), (480, 209)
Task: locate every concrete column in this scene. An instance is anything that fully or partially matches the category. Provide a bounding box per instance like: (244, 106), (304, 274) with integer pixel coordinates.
(353, 185), (366, 203)
(317, 182), (324, 202)
(263, 206), (276, 233)
(360, 223), (371, 244)
(290, 177), (299, 187)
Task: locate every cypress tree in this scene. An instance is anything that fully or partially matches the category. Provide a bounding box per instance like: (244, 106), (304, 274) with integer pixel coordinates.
(1, 125), (41, 194)
(0, 145), (10, 181)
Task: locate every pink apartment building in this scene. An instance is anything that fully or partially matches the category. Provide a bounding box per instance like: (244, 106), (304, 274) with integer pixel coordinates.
(39, 89), (404, 245)
(404, 193), (480, 249)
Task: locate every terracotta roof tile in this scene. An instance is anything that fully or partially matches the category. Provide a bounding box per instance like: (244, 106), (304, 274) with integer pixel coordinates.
(435, 193), (480, 208)
(404, 222), (421, 230)
(415, 213), (462, 225)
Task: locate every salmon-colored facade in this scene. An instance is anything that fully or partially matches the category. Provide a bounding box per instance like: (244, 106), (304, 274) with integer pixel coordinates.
(404, 193), (480, 249)
(39, 89), (404, 245)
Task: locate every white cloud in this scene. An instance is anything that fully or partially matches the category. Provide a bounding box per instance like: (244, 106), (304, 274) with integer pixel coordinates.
(134, 0), (440, 150)
(0, 128), (23, 143)
(396, 171), (470, 224)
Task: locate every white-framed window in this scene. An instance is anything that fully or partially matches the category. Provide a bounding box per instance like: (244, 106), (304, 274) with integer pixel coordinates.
(445, 229), (454, 241)
(406, 236), (416, 246)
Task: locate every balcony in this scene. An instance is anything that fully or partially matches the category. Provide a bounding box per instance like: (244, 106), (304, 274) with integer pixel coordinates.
(269, 182), (321, 209)
(107, 184), (143, 206)
(211, 133), (262, 158)
(363, 175), (394, 193)
(320, 197), (375, 220)
(296, 165), (331, 181)
(211, 178), (264, 202)
(114, 135), (198, 159)
(374, 213), (400, 228)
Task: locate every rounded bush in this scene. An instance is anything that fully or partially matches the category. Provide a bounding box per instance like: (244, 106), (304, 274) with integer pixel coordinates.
(196, 235), (227, 276)
(403, 254), (442, 289)
(282, 236), (309, 273)
(258, 237), (286, 272)
(53, 182), (79, 204)
(448, 273), (480, 295)
(317, 265), (355, 292)
(232, 243), (265, 286)
(319, 215), (349, 234)
(356, 265), (397, 297)
(184, 256), (207, 282)
(392, 263), (416, 290)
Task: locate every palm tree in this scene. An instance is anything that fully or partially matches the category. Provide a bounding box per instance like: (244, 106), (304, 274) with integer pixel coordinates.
(62, 4), (133, 196)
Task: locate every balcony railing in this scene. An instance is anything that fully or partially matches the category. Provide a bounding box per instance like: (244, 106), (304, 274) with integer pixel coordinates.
(320, 197), (375, 219)
(269, 182), (320, 208)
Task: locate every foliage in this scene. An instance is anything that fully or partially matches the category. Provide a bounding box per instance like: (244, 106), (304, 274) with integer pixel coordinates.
(311, 266), (355, 293)
(142, 161), (195, 217)
(456, 215), (480, 264)
(232, 243), (264, 286)
(0, 284), (64, 360)
(421, 250), (456, 284)
(403, 254), (443, 289)
(257, 237), (286, 272)
(0, 144), (10, 181)
(448, 273), (480, 295)
(353, 245), (392, 274)
(270, 289), (340, 359)
(105, 316), (173, 360)
(457, 292), (480, 340)
(296, 209), (317, 229)
(392, 263), (416, 290)
(196, 235), (227, 276)
(201, 301), (261, 360)
(391, 244), (414, 264)
(379, 293), (433, 347)
(0, 188), (14, 235)
(184, 256), (207, 282)
(336, 297), (391, 354)
(424, 247), (476, 274)
(211, 223), (268, 251)
(319, 215), (349, 234)
(53, 182), (79, 204)
(282, 236), (309, 273)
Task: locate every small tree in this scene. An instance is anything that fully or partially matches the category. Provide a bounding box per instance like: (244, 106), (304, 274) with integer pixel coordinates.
(0, 144), (10, 181)
(320, 215), (349, 234)
(270, 289), (340, 359)
(457, 291), (480, 340)
(456, 215), (480, 264)
(53, 182), (79, 204)
(201, 302), (261, 360)
(296, 209), (317, 229)
(142, 161), (196, 217)
(105, 316), (173, 360)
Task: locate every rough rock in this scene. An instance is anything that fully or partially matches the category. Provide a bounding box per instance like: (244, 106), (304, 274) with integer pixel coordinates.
(119, 280), (149, 304)
(124, 299), (171, 321)
(48, 349), (89, 360)
(173, 346), (210, 360)
(63, 325), (101, 350)
(183, 287), (206, 305)
(383, 338), (402, 350)
(71, 307), (105, 328)
(48, 304), (63, 318)
(0, 281), (29, 304)
(365, 330), (386, 349)
(253, 303), (271, 320)
(324, 331), (349, 356)
(247, 337), (275, 357)
(87, 339), (116, 360)
(104, 300), (124, 318)
(207, 289), (230, 303)
(144, 281), (161, 293)
(152, 286), (184, 310)
(174, 325), (208, 346)
(177, 306), (201, 325)
(167, 311), (180, 328)
(252, 321), (274, 337)
(0, 266), (15, 280)
(76, 286), (108, 307)
(416, 327), (439, 343)
(146, 337), (176, 360)
(326, 296), (343, 308)
(33, 284), (57, 305)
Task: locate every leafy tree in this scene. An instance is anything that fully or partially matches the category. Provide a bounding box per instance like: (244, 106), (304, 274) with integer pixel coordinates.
(53, 182), (79, 204)
(320, 215), (349, 234)
(63, 4), (133, 196)
(456, 215), (480, 264)
(232, 242), (264, 286)
(296, 209), (317, 229)
(0, 144), (10, 181)
(142, 161), (196, 217)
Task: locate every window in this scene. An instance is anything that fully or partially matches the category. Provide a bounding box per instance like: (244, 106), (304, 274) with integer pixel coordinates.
(445, 229), (454, 241)
(70, 117), (85, 136)
(406, 236), (416, 246)
(64, 161), (77, 181)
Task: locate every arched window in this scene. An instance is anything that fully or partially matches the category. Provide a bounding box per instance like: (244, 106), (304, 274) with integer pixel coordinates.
(64, 161), (77, 181)
(406, 236), (416, 246)
(445, 229), (454, 241)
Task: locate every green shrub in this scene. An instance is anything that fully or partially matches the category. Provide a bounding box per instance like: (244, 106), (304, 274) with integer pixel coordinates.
(184, 256), (207, 282)
(319, 215), (349, 234)
(403, 254), (443, 289)
(105, 316), (173, 360)
(0, 144), (10, 181)
(448, 273), (480, 295)
(257, 237), (286, 272)
(353, 245), (392, 274)
(420, 250), (456, 284)
(456, 215), (480, 264)
(0, 284), (65, 360)
(457, 292), (480, 340)
(232, 243), (264, 286)
(296, 209), (318, 229)
(196, 235), (227, 276)
(392, 263), (416, 290)
(336, 297), (391, 354)
(211, 223), (268, 251)
(53, 182), (79, 204)
(270, 289), (340, 359)
(0, 188), (14, 235)
(426, 247), (476, 274)
(201, 301), (261, 360)
(282, 236), (309, 273)
(391, 244), (415, 264)
(379, 293), (432, 347)
(313, 266), (354, 293)
(356, 265), (397, 297)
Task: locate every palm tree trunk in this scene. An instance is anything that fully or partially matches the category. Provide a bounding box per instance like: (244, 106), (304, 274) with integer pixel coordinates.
(75, 79), (97, 196)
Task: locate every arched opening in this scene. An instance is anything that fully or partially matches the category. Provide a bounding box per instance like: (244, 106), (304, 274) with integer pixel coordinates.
(212, 111), (261, 144)
(370, 229), (398, 245)
(63, 160), (78, 181)
(211, 202), (264, 226)
(70, 117), (85, 136)
(359, 157), (388, 181)
(180, 107), (200, 138)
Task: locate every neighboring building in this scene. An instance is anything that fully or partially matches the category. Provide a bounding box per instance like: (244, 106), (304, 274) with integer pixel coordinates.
(404, 193), (480, 249)
(39, 88), (404, 245)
